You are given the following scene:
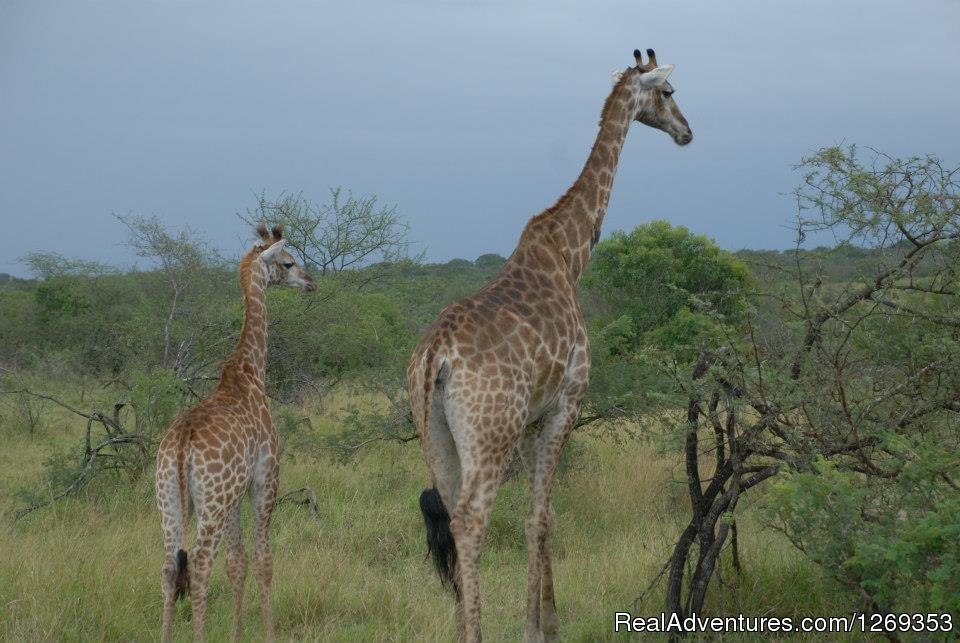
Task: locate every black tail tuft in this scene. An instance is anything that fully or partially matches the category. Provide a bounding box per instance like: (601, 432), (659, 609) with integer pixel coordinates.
(174, 549), (190, 602)
(419, 487), (459, 598)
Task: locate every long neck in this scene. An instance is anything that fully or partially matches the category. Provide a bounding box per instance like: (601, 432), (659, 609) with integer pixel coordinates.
(517, 76), (639, 283)
(223, 252), (269, 387)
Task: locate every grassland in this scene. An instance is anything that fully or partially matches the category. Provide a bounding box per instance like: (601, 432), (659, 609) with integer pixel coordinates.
(0, 386), (857, 641)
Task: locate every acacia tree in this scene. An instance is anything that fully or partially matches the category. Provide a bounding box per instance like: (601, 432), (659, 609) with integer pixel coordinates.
(656, 147), (959, 623)
(115, 214), (239, 397)
(243, 188), (419, 287)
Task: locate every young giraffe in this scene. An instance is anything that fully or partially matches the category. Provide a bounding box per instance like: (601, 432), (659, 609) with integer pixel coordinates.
(410, 49), (692, 642)
(155, 224), (314, 642)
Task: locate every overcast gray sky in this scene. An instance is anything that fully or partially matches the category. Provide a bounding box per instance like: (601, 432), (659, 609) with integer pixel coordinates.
(1, 0), (958, 276)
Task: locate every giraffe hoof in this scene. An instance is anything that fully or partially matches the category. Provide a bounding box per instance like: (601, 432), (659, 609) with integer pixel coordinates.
(522, 625), (545, 643)
(542, 614), (560, 642)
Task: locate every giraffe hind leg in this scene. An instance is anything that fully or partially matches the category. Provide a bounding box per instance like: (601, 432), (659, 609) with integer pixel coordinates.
(157, 460), (186, 642)
(250, 449), (278, 641)
(419, 378), (462, 596)
(446, 403), (521, 643)
(449, 449), (514, 643)
(224, 502), (248, 642)
(519, 397), (581, 643)
(189, 492), (230, 643)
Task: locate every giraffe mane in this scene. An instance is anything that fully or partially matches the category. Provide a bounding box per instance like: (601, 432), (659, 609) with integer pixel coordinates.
(599, 67), (636, 125)
(526, 68), (635, 233)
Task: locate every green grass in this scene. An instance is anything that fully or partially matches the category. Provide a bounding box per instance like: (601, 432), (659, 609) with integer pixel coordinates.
(0, 385), (858, 641)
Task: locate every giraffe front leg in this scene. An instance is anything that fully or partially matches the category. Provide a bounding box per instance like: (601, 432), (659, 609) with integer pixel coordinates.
(251, 453), (278, 641)
(224, 503), (248, 642)
(539, 505), (560, 641)
(521, 398), (580, 643)
(160, 555), (179, 643)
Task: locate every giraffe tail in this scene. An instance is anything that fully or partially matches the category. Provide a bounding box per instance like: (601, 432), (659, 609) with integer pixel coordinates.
(419, 486), (459, 597)
(174, 549), (190, 601)
(172, 430), (191, 602)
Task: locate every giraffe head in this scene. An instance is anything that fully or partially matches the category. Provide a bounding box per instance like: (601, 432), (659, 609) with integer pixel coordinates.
(255, 224), (316, 291)
(615, 48), (693, 146)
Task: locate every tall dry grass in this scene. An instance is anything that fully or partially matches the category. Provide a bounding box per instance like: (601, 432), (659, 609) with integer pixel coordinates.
(0, 386), (854, 641)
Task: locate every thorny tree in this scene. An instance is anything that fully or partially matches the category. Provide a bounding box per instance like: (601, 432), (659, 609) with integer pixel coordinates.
(660, 147), (960, 624)
(117, 214), (232, 386)
(243, 188), (418, 286)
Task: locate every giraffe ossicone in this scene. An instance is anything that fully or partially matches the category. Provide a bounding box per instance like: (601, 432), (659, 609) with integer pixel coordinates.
(409, 48), (693, 643)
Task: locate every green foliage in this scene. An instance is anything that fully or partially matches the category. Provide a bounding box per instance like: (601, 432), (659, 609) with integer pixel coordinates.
(128, 369), (185, 433)
(265, 286), (412, 399)
(14, 443), (86, 508)
(474, 253), (507, 272)
(272, 404), (319, 461)
(769, 461), (960, 613)
(34, 279), (91, 323)
(366, 254), (507, 335)
(643, 305), (723, 361)
(0, 370), (47, 435)
(0, 286), (37, 364)
(585, 220), (753, 354)
(579, 317), (679, 431)
(579, 222), (753, 428)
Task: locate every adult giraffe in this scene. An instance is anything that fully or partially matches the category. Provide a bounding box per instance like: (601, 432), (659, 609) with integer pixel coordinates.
(155, 224), (314, 642)
(409, 49), (692, 642)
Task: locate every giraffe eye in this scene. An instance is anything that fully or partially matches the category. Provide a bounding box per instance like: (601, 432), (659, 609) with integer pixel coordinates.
(283, 262), (294, 269)
(661, 89), (674, 98)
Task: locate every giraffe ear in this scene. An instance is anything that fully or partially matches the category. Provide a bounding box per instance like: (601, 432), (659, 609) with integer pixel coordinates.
(259, 239), (286, 263)
(637, 64), (675, 88)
